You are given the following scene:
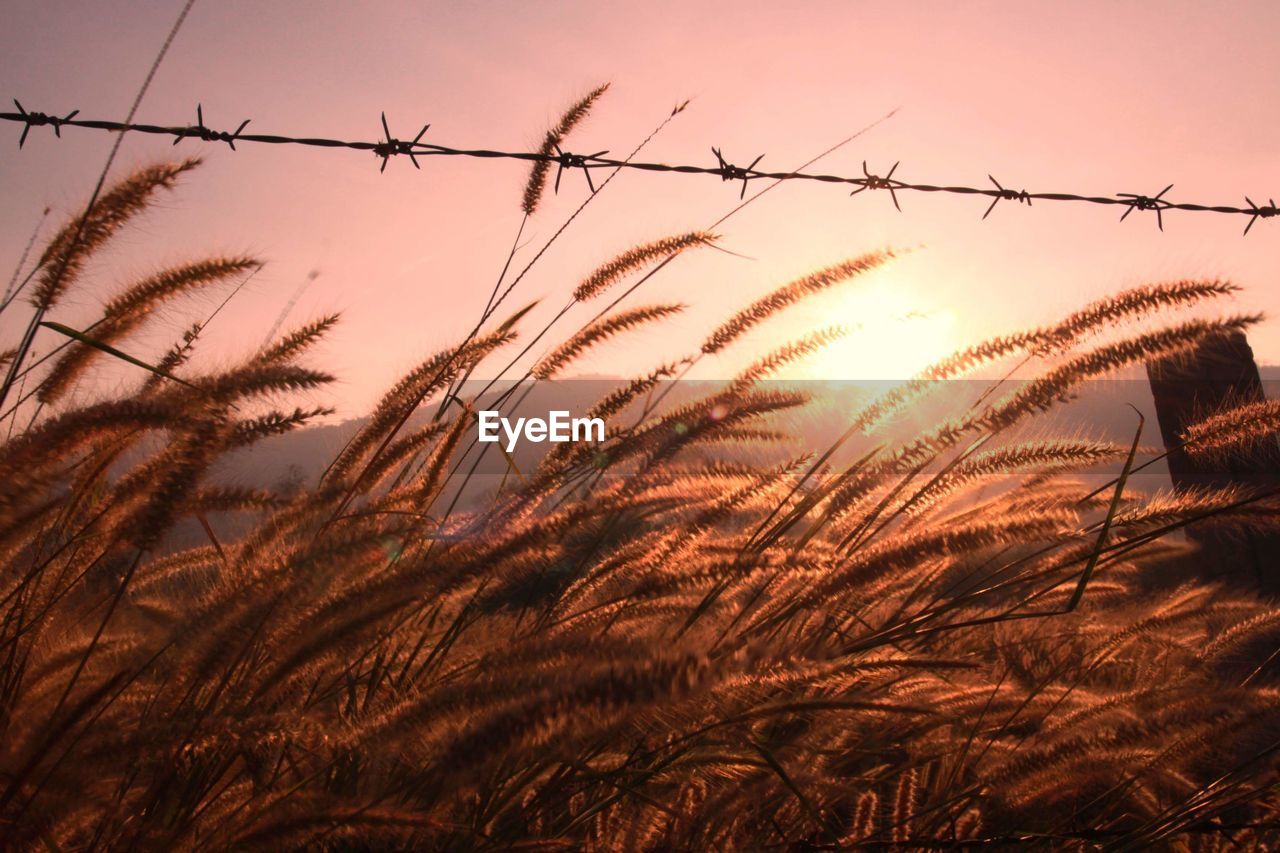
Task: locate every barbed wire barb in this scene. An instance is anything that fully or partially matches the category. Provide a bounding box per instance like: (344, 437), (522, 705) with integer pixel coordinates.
(0, 100), (1273, 236)
(553, 144), (607, 194)
(172, 104), (251, 150)
(712, 147), (764, 199)
(983, 174), (1031, 220)
(1243, 196), (1278, 236)
(1118, 183), (1174, 231)
(12, 99), (79, 148)
(850, 160), (903, 211)
(373, 112), (429, 173)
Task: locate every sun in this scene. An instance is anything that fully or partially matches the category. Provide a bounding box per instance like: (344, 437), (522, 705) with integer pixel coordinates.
(799, 281), (958, 382)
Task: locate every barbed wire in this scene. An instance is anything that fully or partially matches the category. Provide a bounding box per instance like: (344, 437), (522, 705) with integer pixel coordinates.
(3, 99), (1277, 235)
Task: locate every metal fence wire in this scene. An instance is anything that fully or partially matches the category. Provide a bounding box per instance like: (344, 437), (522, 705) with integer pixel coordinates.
(2, 99), (1277, 235)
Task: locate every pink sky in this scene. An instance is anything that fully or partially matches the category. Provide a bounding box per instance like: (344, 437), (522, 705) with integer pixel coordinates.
(2, 1), (1278, 416)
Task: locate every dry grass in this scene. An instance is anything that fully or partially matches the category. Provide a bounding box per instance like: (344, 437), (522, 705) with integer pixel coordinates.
(2, 130), (1280, 850)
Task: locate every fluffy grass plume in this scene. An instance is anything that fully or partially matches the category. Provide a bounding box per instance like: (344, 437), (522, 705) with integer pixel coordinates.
(521, 83), (610, 216)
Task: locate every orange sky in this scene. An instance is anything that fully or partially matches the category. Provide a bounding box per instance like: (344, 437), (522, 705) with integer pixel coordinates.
(2, 1), (1278, 417)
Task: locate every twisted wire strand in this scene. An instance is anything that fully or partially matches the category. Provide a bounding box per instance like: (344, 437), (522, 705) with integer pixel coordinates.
(2, 103), (1276, 234)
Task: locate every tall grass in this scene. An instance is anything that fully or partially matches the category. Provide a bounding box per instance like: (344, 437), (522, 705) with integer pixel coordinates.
(2, 107), (1280, 850)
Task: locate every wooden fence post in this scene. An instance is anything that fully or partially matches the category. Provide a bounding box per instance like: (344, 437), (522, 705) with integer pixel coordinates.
(1146, 329), (1280, 593)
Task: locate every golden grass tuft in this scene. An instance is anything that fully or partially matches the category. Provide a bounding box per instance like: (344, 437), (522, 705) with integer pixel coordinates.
(30, 159), (203, 311)
(574, 232), (717, 301)
(521, 83), (611, 216)
(533, 302), (684, 380)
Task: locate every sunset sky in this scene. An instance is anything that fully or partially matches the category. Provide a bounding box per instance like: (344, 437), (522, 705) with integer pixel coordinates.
(2, 1), (1277, 417)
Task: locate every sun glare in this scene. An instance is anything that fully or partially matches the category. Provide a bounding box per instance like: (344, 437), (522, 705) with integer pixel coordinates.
(802, 282), (958, 382)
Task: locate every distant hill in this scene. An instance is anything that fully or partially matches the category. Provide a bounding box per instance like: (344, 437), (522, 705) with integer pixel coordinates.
(172, 368), (1278, 550)
(212, 374), (1259, 493)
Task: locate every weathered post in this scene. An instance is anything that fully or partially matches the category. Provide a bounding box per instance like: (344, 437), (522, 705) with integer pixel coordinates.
(1146, 329), (1280, 592)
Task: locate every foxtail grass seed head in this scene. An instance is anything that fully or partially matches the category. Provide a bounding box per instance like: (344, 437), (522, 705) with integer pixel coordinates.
(574, 232), (717, 301)
(533, 303), (684, 380)
(521, 83), (610, 216)
(38, 256), (259, 405)
(702, 250), (894, 354)
(1183, 399), (1280, 460)
(31, 159), (202, 311)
